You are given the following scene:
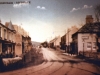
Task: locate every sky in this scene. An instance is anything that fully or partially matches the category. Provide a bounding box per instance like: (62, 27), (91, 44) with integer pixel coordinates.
(0, 0), (100, 42)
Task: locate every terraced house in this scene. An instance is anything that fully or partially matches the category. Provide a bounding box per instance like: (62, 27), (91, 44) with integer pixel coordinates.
(49, 36), (61, 49)
(0, 21), (16, 57)
(0, 20), (32, 59)
(13, 25), (32, 57)
(60, 26), (78, 52)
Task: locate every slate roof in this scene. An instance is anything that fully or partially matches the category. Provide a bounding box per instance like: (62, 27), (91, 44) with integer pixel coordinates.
(78, 22), (100, 33)
(72, 22), (100, 37)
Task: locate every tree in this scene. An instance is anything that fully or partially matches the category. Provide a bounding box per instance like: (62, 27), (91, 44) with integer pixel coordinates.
(41, 41), (48, 48)
(94, 4), (100, 22)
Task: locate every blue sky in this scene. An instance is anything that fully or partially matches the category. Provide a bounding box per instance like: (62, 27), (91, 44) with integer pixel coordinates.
(0, 0), (100, 42)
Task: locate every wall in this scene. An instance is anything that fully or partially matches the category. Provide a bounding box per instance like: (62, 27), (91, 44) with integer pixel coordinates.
(66, 26), (78, 45)
(54, 36), (61, 46)
(15, 33), (22, 56)
(78, 33), (97, 52)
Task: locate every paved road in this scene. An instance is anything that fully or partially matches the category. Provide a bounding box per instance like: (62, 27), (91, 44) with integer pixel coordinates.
(0, 48), (100, 75)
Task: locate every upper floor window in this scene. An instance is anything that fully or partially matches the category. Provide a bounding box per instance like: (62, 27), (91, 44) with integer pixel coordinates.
(9, 32), (10, 40)
(4, 29), (7, 39)
(0, 27), (1, 37)
(11, 33), (13, 41)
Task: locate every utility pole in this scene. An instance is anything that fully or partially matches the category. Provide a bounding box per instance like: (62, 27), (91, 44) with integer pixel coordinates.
(65, 29), (67, 53)
(82, 37), (85, 58)
(67, 28), (70, 53)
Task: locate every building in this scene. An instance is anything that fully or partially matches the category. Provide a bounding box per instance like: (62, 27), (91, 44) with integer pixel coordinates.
(49, 36), (61, 49)
(13, 25), (32, 56)
(54, 36), (61, 47)
(72, 15), (100, 55)
(60, 26), (78, 52)
(49, 38), (56, 48)
(0, 19), (32, 64)
(0, 21), (16, 57)
(60, 34), (66, 50)
(66, 26), (78, 46)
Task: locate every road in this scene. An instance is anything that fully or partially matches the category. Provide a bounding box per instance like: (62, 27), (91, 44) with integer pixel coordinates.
(0, 48), (100, 75)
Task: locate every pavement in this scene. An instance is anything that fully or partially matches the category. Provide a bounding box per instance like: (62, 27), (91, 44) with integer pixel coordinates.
(0, 48), (100, 75)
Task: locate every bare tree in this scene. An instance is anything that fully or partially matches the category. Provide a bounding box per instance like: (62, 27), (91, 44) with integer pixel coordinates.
(94, 4), (100, 22)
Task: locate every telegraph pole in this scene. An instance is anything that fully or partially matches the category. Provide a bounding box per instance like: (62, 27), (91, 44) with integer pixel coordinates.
(67, 28), (70, 53)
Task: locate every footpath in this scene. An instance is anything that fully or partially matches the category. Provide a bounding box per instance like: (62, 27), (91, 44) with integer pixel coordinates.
(51, 47), (100, 67)
(64, 52), (100, 67)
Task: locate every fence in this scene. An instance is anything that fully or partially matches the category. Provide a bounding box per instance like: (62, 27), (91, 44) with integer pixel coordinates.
(79, 51), (100, 59)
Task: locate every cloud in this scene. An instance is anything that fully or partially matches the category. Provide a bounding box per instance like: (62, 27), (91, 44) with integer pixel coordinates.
(37, 6), (41, 9)
(82, 5), (93, 9)
(70, 7), (80, 12)
(41, 7), (46, 10)
(36, 6), (46, 10)
(70, 5), (93, 12)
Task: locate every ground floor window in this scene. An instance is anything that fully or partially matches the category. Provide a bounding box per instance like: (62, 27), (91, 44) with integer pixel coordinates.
(92, 42), (96, 50)
(87, 42), (92, 50)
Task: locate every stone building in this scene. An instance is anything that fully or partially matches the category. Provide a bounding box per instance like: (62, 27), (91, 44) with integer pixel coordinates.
(13, 25), (32, 56)
(0, 21), (16, 57)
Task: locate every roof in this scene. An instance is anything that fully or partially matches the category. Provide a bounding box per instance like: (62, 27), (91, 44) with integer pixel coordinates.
(72, 22), (100, 37)
(78, 22), (100, 32)
(5, 21), (15, 31)
(49, 36), (61, 43)
(49, 37), (57, 43)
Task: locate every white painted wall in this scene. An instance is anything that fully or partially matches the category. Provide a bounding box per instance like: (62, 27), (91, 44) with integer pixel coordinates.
(78, 33), (97, 52)
(66, 26), (78, 45)
(54, 36), (61, 46)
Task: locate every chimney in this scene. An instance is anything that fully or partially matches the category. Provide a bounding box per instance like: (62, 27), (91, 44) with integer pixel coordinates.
(86, 15), (93, 24)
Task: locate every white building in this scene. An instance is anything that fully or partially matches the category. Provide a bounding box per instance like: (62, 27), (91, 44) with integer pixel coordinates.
(54, 36), (61, 47)
(49, 36), (61, 48)
(72, 15), (100, 54)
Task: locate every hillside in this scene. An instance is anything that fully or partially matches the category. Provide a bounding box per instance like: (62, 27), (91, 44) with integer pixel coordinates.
(31, 41), (41, 46)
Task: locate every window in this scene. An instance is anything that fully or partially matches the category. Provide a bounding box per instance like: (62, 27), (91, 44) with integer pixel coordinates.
(9, 32), (10, 40)
(4, 29), (6, 39)
(93, 42), (96, 50)
(0, 27), (1, 37)
(87, 42), (92, 50)
(11, 33), (13, 41)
